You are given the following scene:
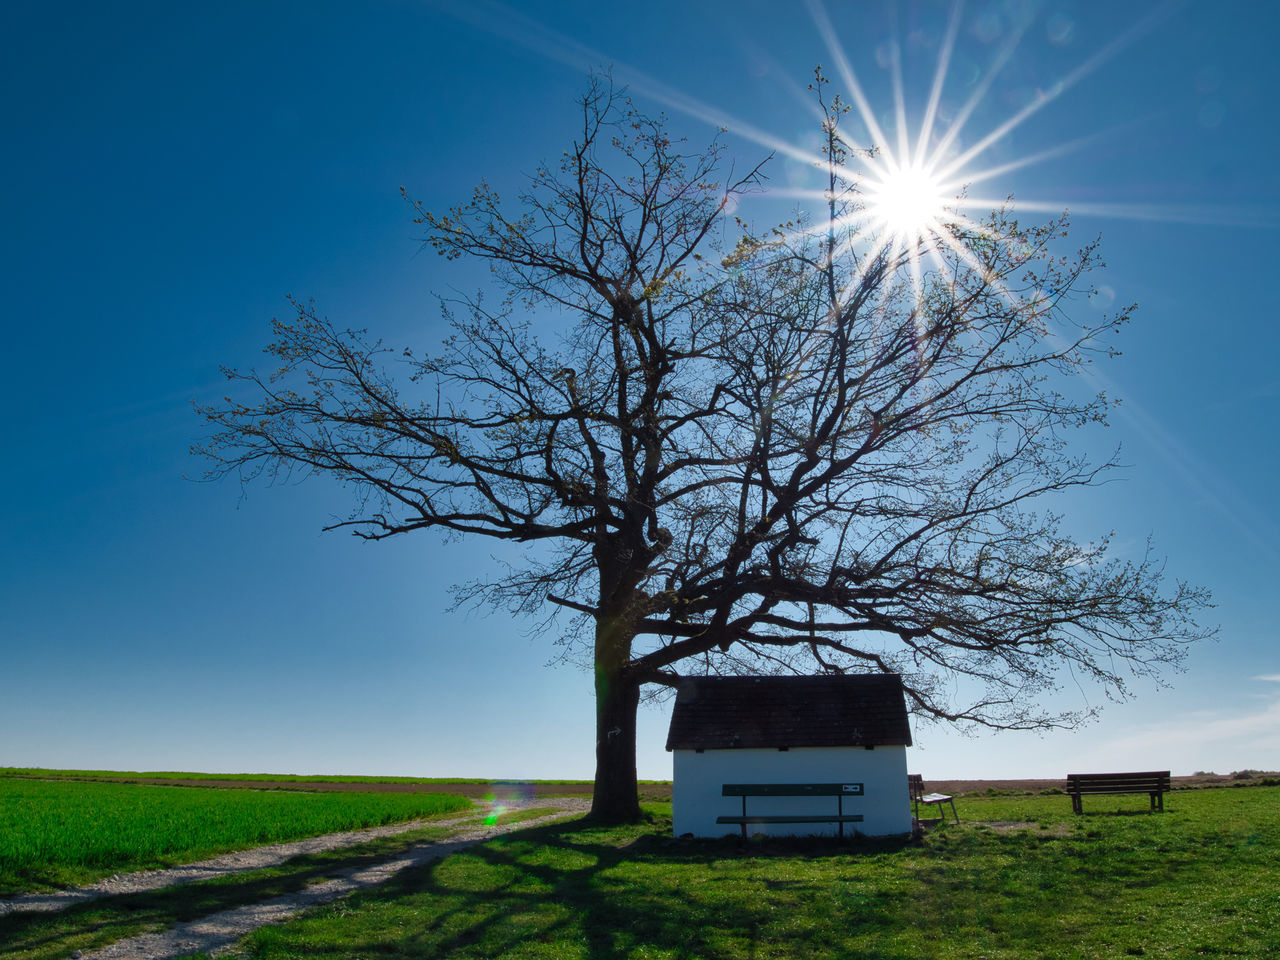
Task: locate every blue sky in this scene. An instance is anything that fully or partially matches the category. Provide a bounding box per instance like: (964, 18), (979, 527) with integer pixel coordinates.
(2, 0), (1277, 781)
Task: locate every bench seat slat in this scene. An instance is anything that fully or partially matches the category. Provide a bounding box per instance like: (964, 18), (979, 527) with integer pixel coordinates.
(716, 814), (864, 824)
(722, 783), (863, 797)
(1070, 785), (1165, 793)
(1064, 773), (1172, 783)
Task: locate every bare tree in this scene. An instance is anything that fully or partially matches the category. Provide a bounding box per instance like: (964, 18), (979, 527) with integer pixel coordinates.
(196, 78), (1210, 822)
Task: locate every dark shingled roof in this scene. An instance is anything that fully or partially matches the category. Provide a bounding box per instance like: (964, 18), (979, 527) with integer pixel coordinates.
(665, 674), (912, 751)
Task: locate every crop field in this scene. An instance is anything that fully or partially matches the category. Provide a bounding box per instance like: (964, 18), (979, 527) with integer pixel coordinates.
(0, 767), (599, 786)
(0, 768), (677, 798)
(0, 778), (471, 895)
(228, 786), (1280, 960)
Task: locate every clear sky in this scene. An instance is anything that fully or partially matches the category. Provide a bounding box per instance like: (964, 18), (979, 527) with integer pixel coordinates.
(2, 0), (1277, 782)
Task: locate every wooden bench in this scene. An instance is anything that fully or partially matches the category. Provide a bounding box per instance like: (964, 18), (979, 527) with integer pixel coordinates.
(1066, 771), (1171, 814)
(717, 783), (865, 839)
(908, 774), (959, 824)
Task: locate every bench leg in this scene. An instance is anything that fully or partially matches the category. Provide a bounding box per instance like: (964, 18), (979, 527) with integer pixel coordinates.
(923, 800), (954, 824)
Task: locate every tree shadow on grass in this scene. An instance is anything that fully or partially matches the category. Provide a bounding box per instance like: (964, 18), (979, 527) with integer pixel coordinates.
(234, 817), (917, 960)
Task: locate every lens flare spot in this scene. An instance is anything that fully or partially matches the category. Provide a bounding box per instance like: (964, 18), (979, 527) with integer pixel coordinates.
(484, 802), (508, 826)
(1046, 13), (1075, 46)
(1089, 284), (1116, 308)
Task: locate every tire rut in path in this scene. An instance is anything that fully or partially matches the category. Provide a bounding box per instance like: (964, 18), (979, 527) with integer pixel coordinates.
(76, 802), (588, 960)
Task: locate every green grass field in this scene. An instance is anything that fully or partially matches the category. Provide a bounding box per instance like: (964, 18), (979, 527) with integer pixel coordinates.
(0, 779), (471, 895)
(229, 787), (1280, 960)
(4, 779), (1278, 959)
(0, 767), (603, 786)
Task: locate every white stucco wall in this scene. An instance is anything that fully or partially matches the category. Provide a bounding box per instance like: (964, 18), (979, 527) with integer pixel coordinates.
(671, 745), (911, 838)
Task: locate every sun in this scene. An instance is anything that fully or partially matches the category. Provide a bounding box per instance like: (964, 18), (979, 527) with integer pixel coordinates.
(863, 160), (951, 244)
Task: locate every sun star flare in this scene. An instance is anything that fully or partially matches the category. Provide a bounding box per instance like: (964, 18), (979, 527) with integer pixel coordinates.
(863, 160), (952, 244)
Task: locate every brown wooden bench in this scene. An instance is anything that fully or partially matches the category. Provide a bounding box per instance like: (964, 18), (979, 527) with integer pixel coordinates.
(717, 783), (865, 839)
(908, 774), (958, 823)
(1066, 771), (1171, 813)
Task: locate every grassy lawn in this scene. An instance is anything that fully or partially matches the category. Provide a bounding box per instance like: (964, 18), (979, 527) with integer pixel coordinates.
(227, 787), (1280, 960)
(0, 779), (471, 895)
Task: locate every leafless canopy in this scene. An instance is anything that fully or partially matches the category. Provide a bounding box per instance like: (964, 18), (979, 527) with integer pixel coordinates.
(197, 77), (1210, 819)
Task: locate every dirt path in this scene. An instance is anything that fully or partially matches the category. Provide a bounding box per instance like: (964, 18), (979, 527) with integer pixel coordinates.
(70, 801), (587, 959)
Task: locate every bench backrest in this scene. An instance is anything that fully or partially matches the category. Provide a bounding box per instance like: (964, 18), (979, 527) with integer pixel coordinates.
(1066, 771), (1171, 792)
(722, 783), (864, 797)
(907, 773), (924, 801)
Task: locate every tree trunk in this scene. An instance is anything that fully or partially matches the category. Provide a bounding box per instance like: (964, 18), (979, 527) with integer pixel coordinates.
(590, 662), (642, 822)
